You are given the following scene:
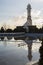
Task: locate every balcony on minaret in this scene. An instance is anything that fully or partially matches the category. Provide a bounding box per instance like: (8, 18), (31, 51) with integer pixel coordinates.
(27, 16), (31, 20)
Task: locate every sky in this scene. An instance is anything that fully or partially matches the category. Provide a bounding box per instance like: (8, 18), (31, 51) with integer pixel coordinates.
(0, 0), (43, 29)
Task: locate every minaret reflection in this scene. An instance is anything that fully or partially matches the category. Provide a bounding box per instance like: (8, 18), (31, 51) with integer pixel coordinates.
(25, 37), (32, 61)
(18, 40), (32, 61)
(27, 42), (32, 61)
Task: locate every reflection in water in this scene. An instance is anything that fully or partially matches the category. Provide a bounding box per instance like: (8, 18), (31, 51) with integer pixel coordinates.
(24, 37), (32, 61)
(27, 43), (32, 61)
(18, 42), (32, 61)
(0, 39), (41, 65)
(38, 39), (43, 65)
(7, 37), (12, 40)
(0, 37), (4, 41)
(3, 41), (7, 47)
(3, 37), (7, 47)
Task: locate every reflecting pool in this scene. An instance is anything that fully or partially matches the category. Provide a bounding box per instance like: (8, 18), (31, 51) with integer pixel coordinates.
(0, 39), (41, 65)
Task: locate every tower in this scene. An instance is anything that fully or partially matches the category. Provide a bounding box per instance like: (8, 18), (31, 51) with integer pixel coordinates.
(24, 3), (32, 33)
(24, 4), (32, 27)
(27, 4), (32, 25)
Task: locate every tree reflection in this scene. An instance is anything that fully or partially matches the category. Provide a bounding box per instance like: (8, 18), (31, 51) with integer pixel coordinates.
(0, 37), (4, 41)
(7, 37), (12, 40)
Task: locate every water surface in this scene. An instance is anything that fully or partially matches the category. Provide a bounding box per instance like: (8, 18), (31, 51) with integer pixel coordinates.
(0, 39), (41, 65)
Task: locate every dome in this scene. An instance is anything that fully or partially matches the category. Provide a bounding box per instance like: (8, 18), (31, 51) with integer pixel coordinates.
(27, 4), (31, 10)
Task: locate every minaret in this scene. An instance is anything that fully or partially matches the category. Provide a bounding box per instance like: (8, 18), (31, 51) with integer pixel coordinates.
(27, 4), (32, 25)
(24, 4), (32, 27)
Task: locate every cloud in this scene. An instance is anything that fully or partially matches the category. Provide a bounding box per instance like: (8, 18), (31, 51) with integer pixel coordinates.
(31, 10), (41, 18)
(31, 9), (43, 28)
(0, 12), (27, 29)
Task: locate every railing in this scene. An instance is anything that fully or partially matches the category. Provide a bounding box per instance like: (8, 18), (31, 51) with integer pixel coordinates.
(0, 33), (43, 38)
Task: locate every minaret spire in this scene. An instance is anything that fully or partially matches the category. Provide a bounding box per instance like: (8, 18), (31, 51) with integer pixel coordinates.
(27, 3), (32, 25)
